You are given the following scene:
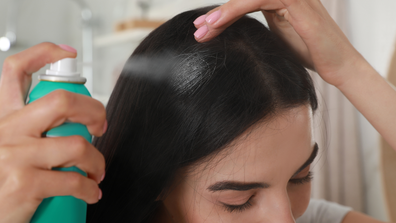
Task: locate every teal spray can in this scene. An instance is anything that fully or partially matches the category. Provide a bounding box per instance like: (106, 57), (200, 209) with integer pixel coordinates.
(28, 58), (91, 223)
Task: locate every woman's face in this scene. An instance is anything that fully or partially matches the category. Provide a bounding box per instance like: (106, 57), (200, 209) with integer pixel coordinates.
(161, 105), (317, 223)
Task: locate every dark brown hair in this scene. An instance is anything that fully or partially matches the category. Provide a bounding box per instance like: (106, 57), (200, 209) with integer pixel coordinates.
(88, 5), (317, 223)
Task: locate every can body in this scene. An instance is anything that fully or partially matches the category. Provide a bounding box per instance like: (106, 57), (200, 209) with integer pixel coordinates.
(28, 81), (91, 223)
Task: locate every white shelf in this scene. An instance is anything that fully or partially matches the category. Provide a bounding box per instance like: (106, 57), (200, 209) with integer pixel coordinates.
(94, 28), (154, 47)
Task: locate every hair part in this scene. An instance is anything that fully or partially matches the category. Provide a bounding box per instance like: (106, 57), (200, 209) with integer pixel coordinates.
(87, 5), (317, 223)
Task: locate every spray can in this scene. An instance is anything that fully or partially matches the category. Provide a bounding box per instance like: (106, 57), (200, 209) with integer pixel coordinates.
(28, 58), (91, 223)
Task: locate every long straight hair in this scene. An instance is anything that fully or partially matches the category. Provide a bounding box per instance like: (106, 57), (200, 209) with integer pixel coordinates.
(87, 6), (318, 223)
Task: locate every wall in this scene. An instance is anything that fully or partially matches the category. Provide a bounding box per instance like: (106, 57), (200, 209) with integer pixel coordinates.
(349, 0), (396, 220)
(0, 0), (75, 88)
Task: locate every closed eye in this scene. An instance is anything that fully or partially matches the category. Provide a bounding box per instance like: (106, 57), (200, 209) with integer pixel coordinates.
(289, 171), (313, 185)
(221, 195), (254, 213)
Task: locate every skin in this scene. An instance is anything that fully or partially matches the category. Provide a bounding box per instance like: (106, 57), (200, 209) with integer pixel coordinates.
(157, 106), (316, 222)
(0, 43), (106, 223)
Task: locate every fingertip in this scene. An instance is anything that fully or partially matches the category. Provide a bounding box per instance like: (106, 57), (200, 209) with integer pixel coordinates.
(194, 25), (209, 40)
(58, 44), (77, 54)
(85, 187), (102, 204)
(194, 28), (225, 43)
(193, 15), (207, 26)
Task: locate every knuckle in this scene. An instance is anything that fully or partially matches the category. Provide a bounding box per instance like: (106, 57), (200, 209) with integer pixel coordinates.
(67, 172), (84, 190)
(69, 135), (88, 158)
(7, 169), (33, 193)
(37, 42), (59, 56)
(39, 42), (57, 50)
(3, 55), (20, 74)
(46, 90), (74, 114)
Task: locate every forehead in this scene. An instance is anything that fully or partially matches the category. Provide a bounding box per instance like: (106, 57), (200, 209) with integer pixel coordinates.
(187, 105), (314, 186)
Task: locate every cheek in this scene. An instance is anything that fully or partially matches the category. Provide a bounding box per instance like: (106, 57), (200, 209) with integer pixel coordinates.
(288, 182), (311, 219)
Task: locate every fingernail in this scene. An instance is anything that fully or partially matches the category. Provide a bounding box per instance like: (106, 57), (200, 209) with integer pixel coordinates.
(58, 44), (77, 53)
(98, 188), (102, 200)
(100, 172), (105, 182)
(205, 10), (221, 25)
(194, 25), (208, 39)
(193, 15), (207, 26)
(103, 120), (108, 134)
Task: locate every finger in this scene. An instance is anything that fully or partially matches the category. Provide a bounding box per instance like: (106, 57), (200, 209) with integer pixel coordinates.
(263, 9), (314, 70)
(19, 136), (105, 184)
(193, 0), (285, 42)
(33, 170), (101, 204)
(278, 0), (334, 38)
(278, 0), (350, 57)
(194, 16), (243, 43)
(3, 90), (106, 138)
(263, 9), (289, 24)
(193, 14), (208, 29)
(0, 43), (77, 118)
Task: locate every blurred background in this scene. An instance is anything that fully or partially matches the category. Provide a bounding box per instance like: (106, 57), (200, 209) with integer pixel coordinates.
(0, 0), (395, 221)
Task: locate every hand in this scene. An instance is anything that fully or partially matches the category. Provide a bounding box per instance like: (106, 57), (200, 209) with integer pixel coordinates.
(0, 43), (106, 223)
(193, 0), (367, 88)
(262, 10), (314, 70)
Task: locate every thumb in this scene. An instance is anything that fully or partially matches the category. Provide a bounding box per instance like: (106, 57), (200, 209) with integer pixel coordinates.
(0, 43), (77, 119)
(193, 0), (285, 42)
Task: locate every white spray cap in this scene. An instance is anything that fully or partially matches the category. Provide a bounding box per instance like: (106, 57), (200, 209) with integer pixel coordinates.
(40, 58), (86, 83)
(46, 58), (80, 76)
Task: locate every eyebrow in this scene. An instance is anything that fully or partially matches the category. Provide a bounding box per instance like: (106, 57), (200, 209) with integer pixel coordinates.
(208, 182), (269, 192)
(292, 143), (318, 177)
(207, 143), (319, 192)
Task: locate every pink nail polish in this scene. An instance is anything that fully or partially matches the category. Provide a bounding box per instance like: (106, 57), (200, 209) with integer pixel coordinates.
(193, 15), (207, 26)
(194, 25), (208, 39)
(98, 189), (102, 200)
(206, 10), (221, 25)
(103, 120), (108, 134)
(58, 44), (77, 53)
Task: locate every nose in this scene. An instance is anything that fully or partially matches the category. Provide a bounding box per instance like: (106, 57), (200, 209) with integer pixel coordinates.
(266, 204), (295, 223)
(256, 191), (296, 223)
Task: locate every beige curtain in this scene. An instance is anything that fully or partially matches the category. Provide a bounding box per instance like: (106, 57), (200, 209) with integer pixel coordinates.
(310, 0), (364, 212)
(380, 43), (396, 222)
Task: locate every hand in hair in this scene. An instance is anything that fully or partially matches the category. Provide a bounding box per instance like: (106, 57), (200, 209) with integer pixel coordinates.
(0, 43), (106, 223)
(193, 0), (363, 88)
(194, 0), (396, 154)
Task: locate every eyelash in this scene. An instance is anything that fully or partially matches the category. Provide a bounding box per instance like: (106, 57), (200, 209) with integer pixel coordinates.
(289, 171), (313, 185)
(222, 196), (254, 213)
(221, 172), (313, 213)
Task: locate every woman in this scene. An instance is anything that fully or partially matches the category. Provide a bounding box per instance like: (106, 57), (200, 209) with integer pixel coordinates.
(0, 0), (394, 223)
(88, 5), (318, 222)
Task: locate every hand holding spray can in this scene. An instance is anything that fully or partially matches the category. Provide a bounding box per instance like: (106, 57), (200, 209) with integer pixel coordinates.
(28, 58), (91, 223)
